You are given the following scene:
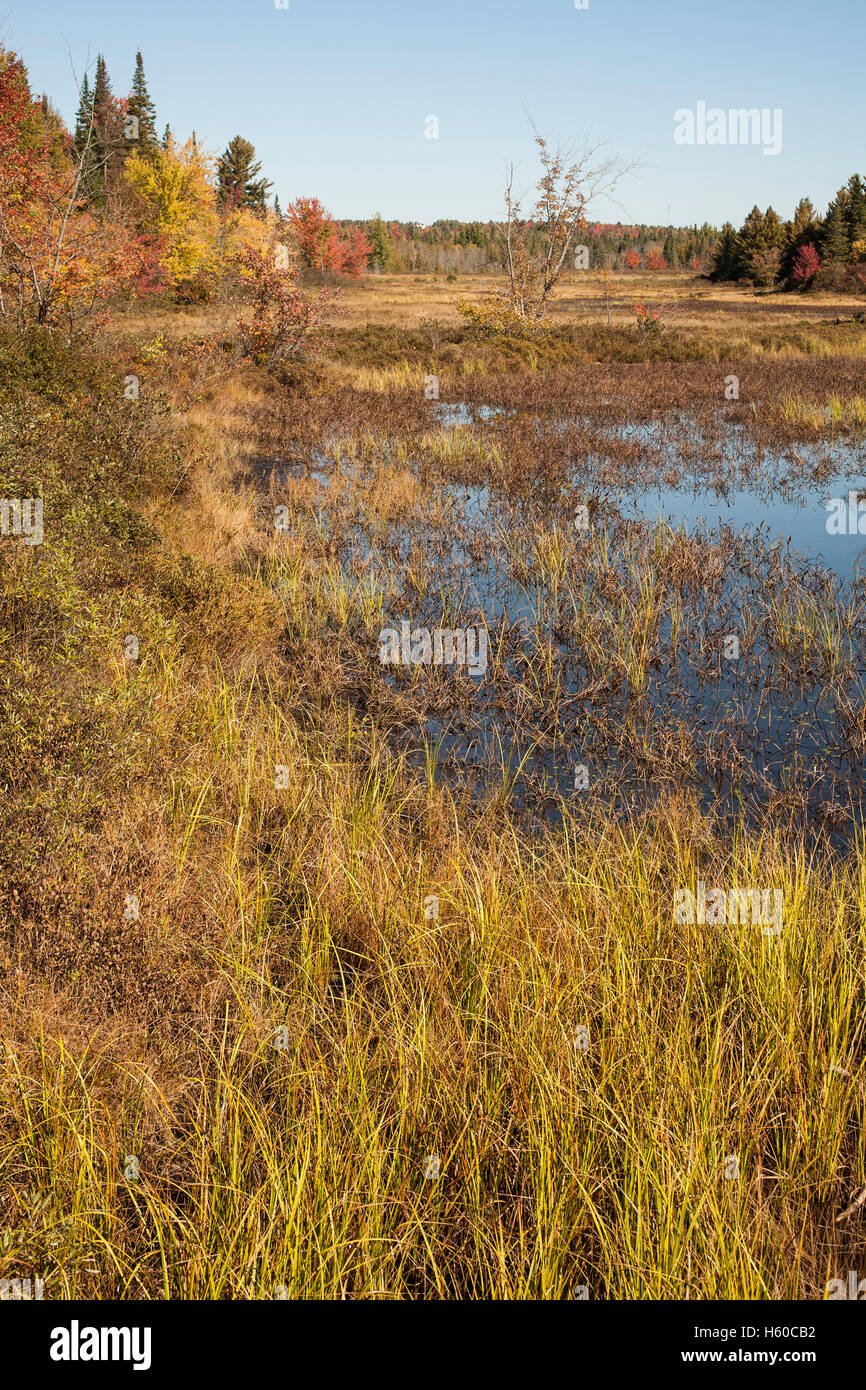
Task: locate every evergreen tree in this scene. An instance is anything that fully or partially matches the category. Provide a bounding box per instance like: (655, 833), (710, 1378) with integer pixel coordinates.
(216, 135), (272, 210)
(367, 212), (392, 271)
(710, 222), (740, 280)
(127, 50), (157, 147)
(73, 72), (93, 152)
(845, 173), (866, 252)
(161, 123), (172, 149)
(72, 72), (101, 201)
(822, 189), (851, 263)
(749, 208), (784, 285)
(274, 193), (282, 220)
(90, 55), (126, 205)
(761, 208), (784, 245)
(733, 205), (767, 284)
(782, 197), (818, 279)
(662, 227), (678, 268)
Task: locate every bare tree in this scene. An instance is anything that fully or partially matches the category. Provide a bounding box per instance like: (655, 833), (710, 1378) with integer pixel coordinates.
(501, 132), (634, 323)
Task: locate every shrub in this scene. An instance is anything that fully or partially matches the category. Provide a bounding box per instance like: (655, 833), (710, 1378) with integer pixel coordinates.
(237, 247), (341, 367)
(457, 294), (529, 338)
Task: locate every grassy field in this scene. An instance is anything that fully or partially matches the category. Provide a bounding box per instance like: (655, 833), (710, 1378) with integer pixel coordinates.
(1, 271), (865, 1299)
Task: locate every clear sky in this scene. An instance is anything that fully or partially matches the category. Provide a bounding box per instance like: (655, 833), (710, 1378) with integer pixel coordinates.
(4, 0), (864, 228)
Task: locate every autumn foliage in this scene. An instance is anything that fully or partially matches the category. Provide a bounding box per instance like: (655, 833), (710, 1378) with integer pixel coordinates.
(0, 41), (375, 342)
(791, 242), (821, 285)
(236, 245), (342, 367)
(286, 197), (372, 277)
(0, 51), (136, 333)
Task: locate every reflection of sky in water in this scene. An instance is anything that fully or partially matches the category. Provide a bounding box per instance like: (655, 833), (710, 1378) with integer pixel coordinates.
(432, 402), (509, 425)
(434, 407), (866, 580)
(261, 409), (866, 830)
(623, 480), (866, 578)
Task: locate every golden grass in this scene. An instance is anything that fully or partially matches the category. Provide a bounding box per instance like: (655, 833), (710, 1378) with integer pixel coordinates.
(2, 312), (866, 1302)
(103, 269), (866, 346)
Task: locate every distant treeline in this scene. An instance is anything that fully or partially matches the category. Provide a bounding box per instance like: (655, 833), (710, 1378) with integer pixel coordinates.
(712, 175), (866, 292)
(333, 217), (719, 274)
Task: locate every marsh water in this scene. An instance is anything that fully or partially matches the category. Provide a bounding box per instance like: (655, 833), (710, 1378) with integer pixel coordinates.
(264, 403), (866, 839)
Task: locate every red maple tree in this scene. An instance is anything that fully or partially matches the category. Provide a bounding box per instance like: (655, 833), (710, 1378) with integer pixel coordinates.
(286, 197), (371, 277)
(791, 242), (820, 285)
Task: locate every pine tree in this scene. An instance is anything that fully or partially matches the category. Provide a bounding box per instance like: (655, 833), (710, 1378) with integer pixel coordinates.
(274, 193), (282, 220)
(127, 50), (157, 147)
(749, 208), (783, 285)
(733, 205), (767, 284)
(822, 189), (851, 264)
(216, 136), (272, 210)
(161, 123), (172, 149)
(662, 227), (678, 268)
(716, 217), (751, 282)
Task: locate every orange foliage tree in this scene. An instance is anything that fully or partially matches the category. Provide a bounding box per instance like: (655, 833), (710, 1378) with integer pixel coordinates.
(286, 197), (371, 277)
(0, 51), (137, 336)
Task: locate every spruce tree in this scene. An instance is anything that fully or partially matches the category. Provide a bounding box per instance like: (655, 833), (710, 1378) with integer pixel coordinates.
(845, 174), (866, 252)
(822, 190), (851, 263)
(73, 72), (93, 152)
(735, 206), (768, 280)
(662, 227), (678, 268)
(781, 197), (818, 279)
(216, 136), (272, 210)
(710, 222), (740, 280)
(72, 72), (101, 202)
(127, 50), (157, 147)
(748, 208), (783, 285)
(90, 55), (126, 206)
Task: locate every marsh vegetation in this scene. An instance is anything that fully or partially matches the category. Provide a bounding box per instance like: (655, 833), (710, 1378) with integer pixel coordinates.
(2, 272), (866, 1299)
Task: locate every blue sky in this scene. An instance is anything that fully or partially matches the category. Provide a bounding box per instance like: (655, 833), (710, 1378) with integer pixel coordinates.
(5, 0), (864, 227)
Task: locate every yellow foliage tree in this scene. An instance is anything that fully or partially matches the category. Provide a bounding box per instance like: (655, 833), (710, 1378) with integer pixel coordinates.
(125, 136), (218, 290)
(219, 205), (278, 273)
